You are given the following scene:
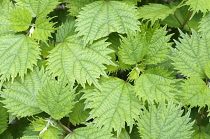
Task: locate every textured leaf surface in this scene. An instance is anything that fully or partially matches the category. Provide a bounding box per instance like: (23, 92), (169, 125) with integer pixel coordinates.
(191, 131), (210, 139)
(135, 68), (176, 103)
(137, 101), (194, 139)
(0, 103), (8, 134)
(185, 0), (210, 15)
(138, 3), (176, 24)
(199, 13), (210, 38)
(172, 30), (210, 78)
(32, 17), (56, 41)
(15, 0), (59, 17)
(0, 68), (48, 117)
(178, 77), (210, 107)
(83, 78), (142, 136)
(47, 35), (114, 89)
(0, 34), (40, 81)
(37, 78), (76, 120)
(76, 1), (140, 45)
(65, 126), (114, 139)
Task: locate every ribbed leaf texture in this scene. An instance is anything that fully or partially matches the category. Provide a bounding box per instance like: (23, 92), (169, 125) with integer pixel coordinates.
(32, 17), (56, 41)
(83, 78), (143, 136)
(172, 29), (210, 78)
(199, 13), (210, 38)
(191, 131), (210, 139)
(8, 7), (32, 32)
(137, 101), (194, 139)
(178, 77), (210, 108)
(135, 68), (176, 103)
(0, 68), (48, 117)
(37, 78), (76, 120)
(138, 3), (176, 24)
(76, 1), (140, 45)
(47, 35), (114, 89)
(65, 126), (114, 139)
(15, 0), (59, 17)
(0, 34), (40, 81)
(185, 0), (210, 15)
(0, 103), (8, 134)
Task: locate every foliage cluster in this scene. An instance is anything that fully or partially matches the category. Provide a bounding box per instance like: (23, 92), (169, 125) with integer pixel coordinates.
(0, 0), (210, 138)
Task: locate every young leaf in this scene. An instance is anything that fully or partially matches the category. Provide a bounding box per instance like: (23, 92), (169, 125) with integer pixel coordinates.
(15, 0), (60, 17)
(47, 35), (114, 89)
(0, 68), (48, 117)
(83, 77), (143, 136)
(138, 3), (176, 24)
(65, 126), (114, 139)
(0, 103), (8, 134)
(172, 29), (210, 78)
(76, 1), (140, 45)
(137, 101), (194, 139)
(135, 68), (176, 103)
(37, 78), (76, 120)
(0, 34), (40, 81)
(185, 0), (210, 15)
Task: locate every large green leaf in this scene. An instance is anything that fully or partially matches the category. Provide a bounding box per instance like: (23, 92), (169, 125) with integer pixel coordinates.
(76, 1), (140, 45)
(0, 103), (8, 134)
(135, 68), (176, 103)
(172, 29), (210, 78)
(185, 0), (210, 15)
(0, 68), (48, 117)
(65, 126), (114, 139)
(137, 101), (194, 139)
(83, 77), (143, 136)
(0, 34), (41, 81)
(15, 0), (60, 17)
(47, 35), (114, 89)
(37, 78), (76, 120)
(199, 13), (210, 38)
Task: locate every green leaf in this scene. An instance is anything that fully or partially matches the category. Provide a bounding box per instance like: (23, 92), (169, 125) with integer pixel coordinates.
(191, 130), (210, 139)
(83, 77), (143, 136)
(178, 77), (210, 108)
(0, 68), (48, 117)
(199, 13), (210, 38)
(138, 3), (176, 24)
(172, 29), (210, 78)
(65, 126), (114, 139)
(135, 68), (176, 103)
(32, 17), (56, 41)
(137, 101), (194, 139)
(76, 1), (140, 45)
(117, 129), (130, 139)
(185, 0), (210, 15)
(0, 34), (41, 82)
(204, 62), (210, 79)
(15, 0), (60, 17)
(8, 7), (32, 32)
(0, 103), (8, 134)
(47, 35), (114, 89)
(37, 78), (76, 120)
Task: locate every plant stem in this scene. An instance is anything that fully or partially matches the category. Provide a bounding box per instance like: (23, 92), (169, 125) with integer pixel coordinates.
(57, 120), (74, 134)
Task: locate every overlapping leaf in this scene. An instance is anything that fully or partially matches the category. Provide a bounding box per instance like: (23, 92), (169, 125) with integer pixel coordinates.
(199, 13), (210, 38)
(185, 0), (210, 15)
(172, 30), (210, 78)
(15, 0), (59, 17)
(0, 103), (8, 134)
(76, 1), (140, 45)
(135, 68), (176, 103)
(0, 34), (41, 81)
(137, 101), (194, 139)
(83, 78), (142, 136)
(47, 35), (114, 89)
(0, 68), (48, 117)
(37, 78), (76, 120)
(65, 126), (114, 139)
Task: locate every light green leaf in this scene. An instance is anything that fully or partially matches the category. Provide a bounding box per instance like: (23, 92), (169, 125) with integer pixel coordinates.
(76, 1), (140, 45)
(47, 35), (114, 89)
(172, 29), (210, 78)
(37, 78), (76, 120)
(32, 17), (56, 41)
(137, 101), (194, 139)
(178, 77), (210, 108)
(118, 129), (130, 139)
(65, 126), (114, 139)
(0, 34), (40, 81)
(135, 68), (176, 103)
(138, 3), (176, 24)
(83, 77), (143, 136)
(15, 0), (60, 17)
(0, 68), (48, 117)
(199, 13), (210, 38)
(0, 103), (8, 134)
(8, 7), (32, 32)
(40, 126), (61, 139)
(204, 61), (210, 79)
(185, 0), (210, 15)
(191, 130), (210, 139)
